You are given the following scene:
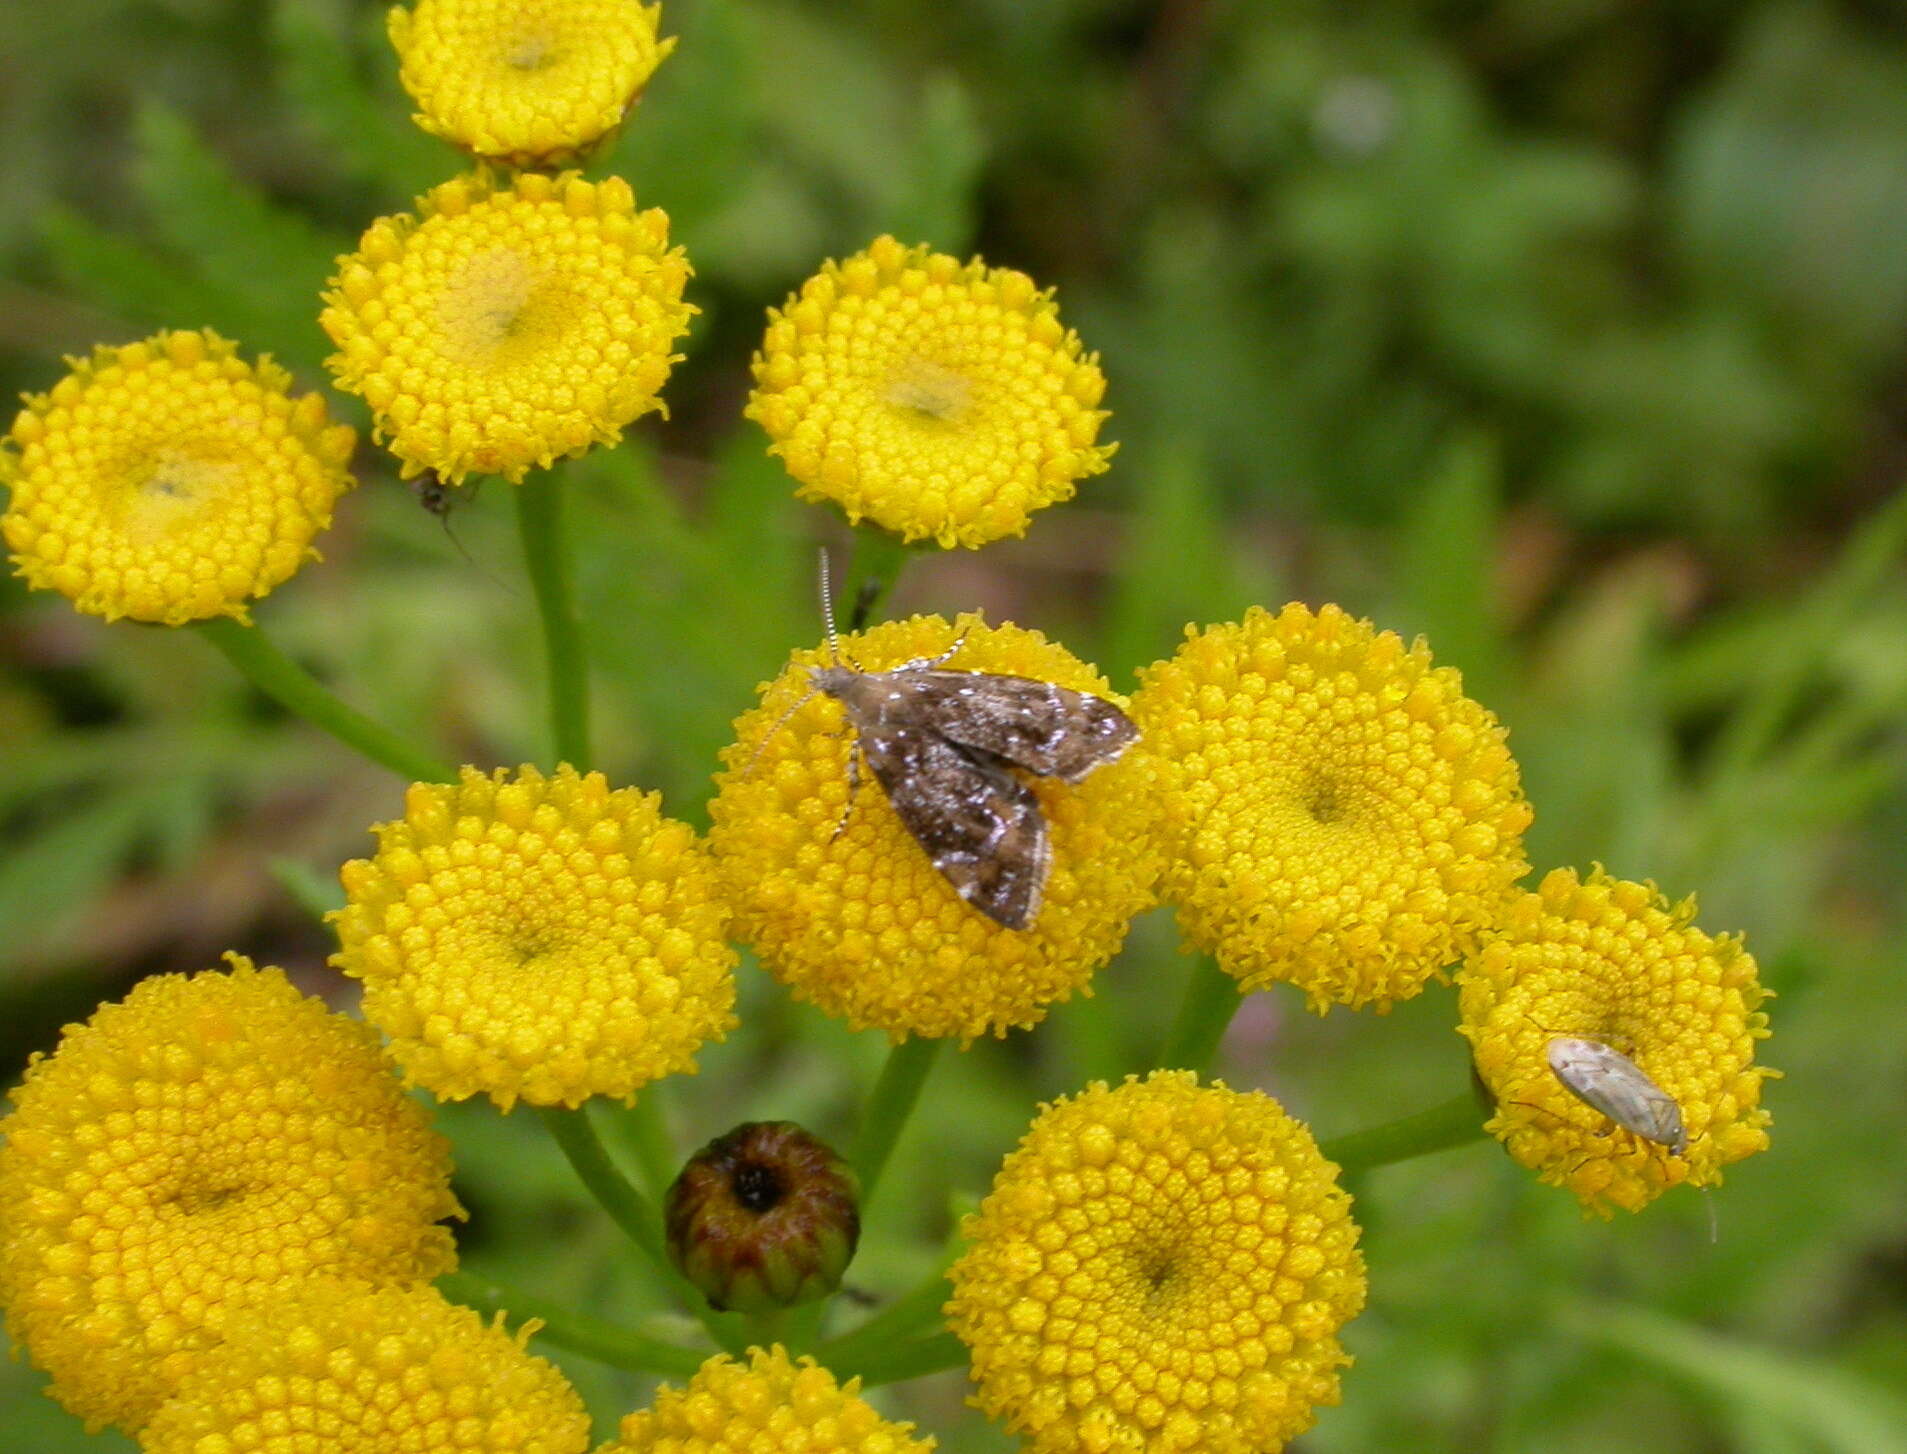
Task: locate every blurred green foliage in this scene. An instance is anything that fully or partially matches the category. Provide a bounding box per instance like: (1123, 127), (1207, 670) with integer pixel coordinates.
(4, 1), (1907, 1450)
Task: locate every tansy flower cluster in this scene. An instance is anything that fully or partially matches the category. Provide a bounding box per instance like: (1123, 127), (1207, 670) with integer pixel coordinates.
(947, 1073), (1366, 1454)
(709, 613), (1160, 1043)
(321, 169), (693, 486)
(0, 959), (461, 1432)
(1458, 867), (1775, 1215)
(0, 329), (356, 625)
(599, 1346), (936, 1453)
(746, 235), (1115, 548)
(1133, 602), (1533, 1012)
(390, 0), (675, 169)
(331, 764), (739, 1109)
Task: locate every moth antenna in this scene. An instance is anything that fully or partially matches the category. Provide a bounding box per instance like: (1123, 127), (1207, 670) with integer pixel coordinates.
(818, 546), (842, 665)
(741, 683), (819, 779)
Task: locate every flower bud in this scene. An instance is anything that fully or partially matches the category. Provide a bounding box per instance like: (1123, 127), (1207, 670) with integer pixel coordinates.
(665, 1121), (860, 1313)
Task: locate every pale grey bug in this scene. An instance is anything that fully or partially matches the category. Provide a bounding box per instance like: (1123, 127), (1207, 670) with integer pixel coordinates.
(1545, 1036), (1689, 1157)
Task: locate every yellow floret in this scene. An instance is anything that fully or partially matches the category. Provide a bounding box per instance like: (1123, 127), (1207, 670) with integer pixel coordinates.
(599, 1344), (936, 1452)
(0, 329), (357, 624)
(707, 614), (1161, 1043)
(331, 764), (738, 1109)
(320, 168), (693, 484)
(390, 0), (675, 168)
(0, 957), (460, 1432)
(746, 235), (1115, 548)
(947, 1072), (1365, 1454)
(1458, 866), (1776, 1216)
(1132, 603), (1533, 1011)
(140, 1281), (590, 1454)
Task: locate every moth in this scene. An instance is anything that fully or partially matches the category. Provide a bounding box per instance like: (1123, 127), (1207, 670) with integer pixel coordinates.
(1545, 1036), (1689, 1157)
(780, 553), (1140, 930)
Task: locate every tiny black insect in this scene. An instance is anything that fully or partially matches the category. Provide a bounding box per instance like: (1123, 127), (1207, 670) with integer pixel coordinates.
(787, 552), (1139, 931)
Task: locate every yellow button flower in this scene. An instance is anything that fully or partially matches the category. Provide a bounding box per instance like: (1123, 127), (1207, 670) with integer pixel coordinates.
(598, 1345), (936, 1453)
(390, 0), (675, 169)
(1458, 866), (1776, 1216)
(321, 169), (693, 484)
(140, 1281), (590, 1454)
(707, 614), (1160, 1043)
(332, 765), (738, 1109)
(947, 1072), (1366, 1454)
(1132, 603), (1533, 1011)
(0, 329), (356, 625)
(0, 957), (460, 1433)
(746, 236), (1115, 548)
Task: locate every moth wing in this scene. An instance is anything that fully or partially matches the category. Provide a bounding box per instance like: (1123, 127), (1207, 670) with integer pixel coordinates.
(857, 726), (1050, 930)
(896, 671), (1139, 781)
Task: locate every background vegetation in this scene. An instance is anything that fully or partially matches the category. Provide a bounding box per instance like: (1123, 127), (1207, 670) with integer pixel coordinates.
(3, 0), (1906, 1449)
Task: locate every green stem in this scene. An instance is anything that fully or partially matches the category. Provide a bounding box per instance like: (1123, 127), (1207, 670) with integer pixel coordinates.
(838, 527), (916, 631)
(195, 617), (450, 782)
(844, 1332), (968, 1388)
(1319, 1091), (1489, 1175)
(619, 1091), (679, 1200)
(817, 1266), (954, 1374)
(852, 1037), (944, 1211)
(438, 1270), (705, 1379)
(516, 477), (591, 768)
(539, 1105), (748, 1355)
(1157, 955), (1241, 1076)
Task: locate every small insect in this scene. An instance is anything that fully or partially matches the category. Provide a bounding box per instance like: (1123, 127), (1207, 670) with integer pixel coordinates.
(1545, 1036), (1689, 1157)
(773, 552), (1139, 930)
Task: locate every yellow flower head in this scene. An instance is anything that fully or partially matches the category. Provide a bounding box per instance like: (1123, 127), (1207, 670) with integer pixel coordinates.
(0, 957), (460, 1433)
(321, 169), (693, 484)
(332, 764), (738, 1109)
(598, 1345), (935, 1453)
(947, 1072), (1365, 1454)
(745, 236), (1114, 548)
(707, 615), (1160, 1043)
(1458, 866), (1776, 1216)
(0, 329), (356, 625)
(1131, 603), (1533, 1012)
(140, 1281), (590, 1454)
(390, 0), (675, 169)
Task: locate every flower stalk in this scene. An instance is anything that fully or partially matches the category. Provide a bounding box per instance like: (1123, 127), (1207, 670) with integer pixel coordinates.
(516, 476), (592, 769)
(437, 1270), (704, 1379)
(851, 1036), (944, 1211)
(195, 616), (451, 782)
(1157, 954), (1240, 1075)
(1319, 1091), (1489, 1174)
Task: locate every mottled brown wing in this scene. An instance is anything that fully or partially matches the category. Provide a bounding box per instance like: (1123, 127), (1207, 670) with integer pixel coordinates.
(856, 724), (1051, 930)
(888, 671), (1139, 782)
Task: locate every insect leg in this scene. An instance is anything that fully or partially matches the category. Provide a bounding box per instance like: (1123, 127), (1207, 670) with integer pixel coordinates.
(830, 744), (864, 842)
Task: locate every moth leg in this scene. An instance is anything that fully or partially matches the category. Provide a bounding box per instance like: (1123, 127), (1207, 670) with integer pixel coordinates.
(893, 627), (973, 675)
(830, 744), (864, 842)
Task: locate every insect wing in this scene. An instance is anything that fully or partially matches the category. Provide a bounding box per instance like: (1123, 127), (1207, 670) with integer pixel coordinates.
(856, 725), (1051, 930)
(887, 671), (1138, 782)
(1546, 1038), (1688, 1156)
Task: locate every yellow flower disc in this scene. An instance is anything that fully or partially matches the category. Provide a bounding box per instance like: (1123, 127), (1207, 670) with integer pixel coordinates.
(1131, 603), (1533, 1012)
(1458, 866), (1776, 1216)
(390, 0), (675, 169)
(320, 169), (693, 484)
(140, 1281), (590, 1454)
(745, 235), (1115, 548)
(332, 764), (738, 1109)
(0, 329), (356, 625)
(597, 1345), (936, 1453)
(947, 1072), (1366, 1454)
(0, 957), (460, 1433)
(707, 614), (1161, 1043)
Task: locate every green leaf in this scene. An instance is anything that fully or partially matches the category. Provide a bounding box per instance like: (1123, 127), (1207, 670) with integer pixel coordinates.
(269, 0), (448, 203)
(884, 73), (988, 252)
(130, 103), (349, 373)
(1397, 430), (1505, 701)
(1566, 1301), (1907, 1454)
(38, 206), (231, 336)
(0, 791), (157, 967)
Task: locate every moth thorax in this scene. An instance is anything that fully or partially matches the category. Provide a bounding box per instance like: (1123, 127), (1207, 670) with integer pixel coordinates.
(810, 664), (860, 698)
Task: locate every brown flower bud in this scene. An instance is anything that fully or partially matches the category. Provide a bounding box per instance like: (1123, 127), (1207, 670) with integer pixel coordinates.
(665, 1121), (861, 1313)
